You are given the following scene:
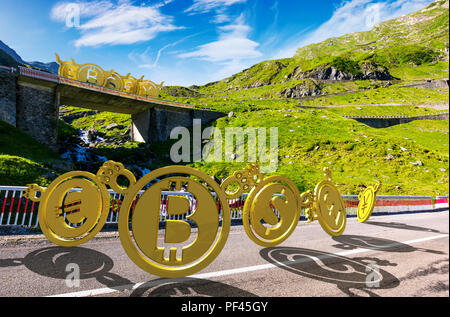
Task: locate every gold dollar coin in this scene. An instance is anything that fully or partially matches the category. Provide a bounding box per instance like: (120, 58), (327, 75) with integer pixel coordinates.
(242, 176), (301, 247)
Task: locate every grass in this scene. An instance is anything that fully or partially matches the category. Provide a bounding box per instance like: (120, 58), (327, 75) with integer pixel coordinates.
(192, 108), (449, 196)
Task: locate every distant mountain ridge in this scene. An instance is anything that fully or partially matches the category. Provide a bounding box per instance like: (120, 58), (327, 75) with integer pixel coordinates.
(0, 40), (58, 74)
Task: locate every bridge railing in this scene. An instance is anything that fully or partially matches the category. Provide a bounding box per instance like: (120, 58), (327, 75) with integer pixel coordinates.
(0, 186), (447, 228)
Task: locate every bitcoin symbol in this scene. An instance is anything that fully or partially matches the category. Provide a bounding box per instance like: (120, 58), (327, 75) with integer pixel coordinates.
(76, 64), (112, 86)
(243, 176), (301, 247)
(357, 182), (382, 223)
(30, 171), (110, 247)
(118, 166), (230, 278)
(314, 168), (346, 237)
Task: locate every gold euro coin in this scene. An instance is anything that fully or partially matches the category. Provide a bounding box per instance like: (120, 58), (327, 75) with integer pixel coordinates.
(37, 171), (110, 247)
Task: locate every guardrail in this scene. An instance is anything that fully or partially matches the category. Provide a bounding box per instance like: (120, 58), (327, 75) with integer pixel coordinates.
(0, 186), (447, 228)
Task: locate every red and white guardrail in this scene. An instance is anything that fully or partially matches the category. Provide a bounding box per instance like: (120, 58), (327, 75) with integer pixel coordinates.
(0, 186), (447, 228)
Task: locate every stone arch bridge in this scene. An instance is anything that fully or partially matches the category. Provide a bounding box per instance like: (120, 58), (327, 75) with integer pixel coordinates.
(0, 66), (224, 150)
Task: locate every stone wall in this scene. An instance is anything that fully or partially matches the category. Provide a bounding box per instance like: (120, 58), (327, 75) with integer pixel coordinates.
(353, 113), (449, 128)
(0, 70), (17, 126)
(15, 82), (59, 150)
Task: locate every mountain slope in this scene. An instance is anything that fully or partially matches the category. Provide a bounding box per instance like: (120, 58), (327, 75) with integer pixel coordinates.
(176, 0), (448, 98)
(0, 40), (58, 74)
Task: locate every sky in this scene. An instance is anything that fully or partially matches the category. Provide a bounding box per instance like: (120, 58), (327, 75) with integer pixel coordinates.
(0, 0), (434, 86)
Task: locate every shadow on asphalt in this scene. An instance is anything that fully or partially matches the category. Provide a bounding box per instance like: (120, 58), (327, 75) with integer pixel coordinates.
(364, 221), (443, 234)
(332, 235), (444, 255)
(260, 246), (400, 297)
(0, 246), (132, 289)
(129, 278), (257, 297)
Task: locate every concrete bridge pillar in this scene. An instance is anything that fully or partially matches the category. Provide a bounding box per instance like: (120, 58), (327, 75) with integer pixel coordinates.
(0, 70), (17, 126)
(131, 107), (225, 143)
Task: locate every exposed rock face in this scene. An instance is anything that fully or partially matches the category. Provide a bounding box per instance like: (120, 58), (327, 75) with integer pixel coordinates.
(161, 86), (202, 98)
(292, 62), (396, 81)
(360, 62), (396, 80)
(281, 81), (322, 98)
(301, 66), (356, 81)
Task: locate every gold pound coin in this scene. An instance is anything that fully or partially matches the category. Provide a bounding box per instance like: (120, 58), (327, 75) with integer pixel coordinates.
(314, 168), (346, 237)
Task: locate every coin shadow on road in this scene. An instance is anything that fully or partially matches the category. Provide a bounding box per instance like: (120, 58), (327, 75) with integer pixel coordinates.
(260, 247), (400, 297)
(129, 277), (258, 297)
(332, 235), (444, 255)
(364, 221), (443, 234)
(7, 246), (134, 289)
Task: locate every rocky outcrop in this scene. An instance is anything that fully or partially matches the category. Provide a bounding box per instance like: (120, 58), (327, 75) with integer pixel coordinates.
(300, 65), (357, 81)
(161, 86), (202, 98)
(291, 62), (396, 81)
(360, 62), (397, 80)
(281, 80), (322, 98)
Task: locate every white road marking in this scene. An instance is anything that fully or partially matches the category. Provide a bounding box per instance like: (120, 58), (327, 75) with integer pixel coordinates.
(48, 233), (449, 297)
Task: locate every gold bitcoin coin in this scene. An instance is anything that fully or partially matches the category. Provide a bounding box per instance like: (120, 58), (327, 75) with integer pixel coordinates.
(357, 182), (381, 223)
(37, 171), (110, 247)
(118, 166), (231, 278)
(76, 64), (107, 86)
(314, 169), (346, 237)
(242, 176), (301, 247)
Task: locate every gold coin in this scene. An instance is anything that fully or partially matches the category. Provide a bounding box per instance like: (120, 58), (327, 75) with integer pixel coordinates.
(243, 176), (301, 247)
(118, 166), (231, 278)
(38, 171), (110, 246)
(314, 180), (346, 237)
(76, 64), (106, 86)
(357, 186), (377, 223)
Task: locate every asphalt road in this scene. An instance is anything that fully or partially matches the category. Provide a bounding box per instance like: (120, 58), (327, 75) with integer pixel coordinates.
(0, 211), (448, 298)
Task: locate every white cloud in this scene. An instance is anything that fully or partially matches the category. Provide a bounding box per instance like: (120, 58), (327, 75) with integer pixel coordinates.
(185, 0), (247, 14)
(177, 14), (261, 83)
(131, 33), (204, 69)
(273, 0), (433, 59)
(50, 0), (183, 47)
(178, 14), (261, 62)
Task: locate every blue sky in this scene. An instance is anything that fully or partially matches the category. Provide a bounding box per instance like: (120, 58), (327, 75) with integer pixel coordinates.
(0, 0), (433, 86)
